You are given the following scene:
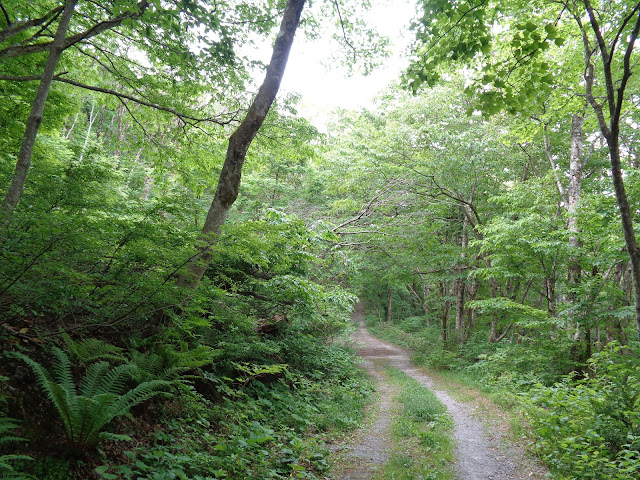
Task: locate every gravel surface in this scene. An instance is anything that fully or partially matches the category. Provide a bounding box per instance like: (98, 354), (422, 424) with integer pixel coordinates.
(346, 301), (548, 480)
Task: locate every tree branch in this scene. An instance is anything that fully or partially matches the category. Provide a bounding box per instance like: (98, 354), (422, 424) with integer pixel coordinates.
(542, 122), (569, 205)
(0, 1), (12, 27)
(418, 0), (488, 59)
(0, 0), (149, 60)
(0, 73), (241, 126)
(332, 0), (356, 62)
(583, 0), (615, 118)
(0, 5), (63, 43)
(615, 10), (640, 123)
(331, 182), (395, 232)
(610, 2), (640, 56)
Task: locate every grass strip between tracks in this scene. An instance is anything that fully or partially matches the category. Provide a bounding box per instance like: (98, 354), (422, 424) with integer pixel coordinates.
(381, 367), (455, 480)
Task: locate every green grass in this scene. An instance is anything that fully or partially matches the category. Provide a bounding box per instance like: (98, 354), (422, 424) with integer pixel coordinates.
(381, 367), (455, 480)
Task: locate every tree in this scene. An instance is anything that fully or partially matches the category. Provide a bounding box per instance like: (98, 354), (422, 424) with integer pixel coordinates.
(1, 0), (77, 227)
(408, 0), (640, 343)
(176, 0), (306, 290)
(0, 0), (270, 227)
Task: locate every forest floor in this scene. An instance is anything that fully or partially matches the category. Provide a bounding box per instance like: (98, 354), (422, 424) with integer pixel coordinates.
(330, 302), (549, 480)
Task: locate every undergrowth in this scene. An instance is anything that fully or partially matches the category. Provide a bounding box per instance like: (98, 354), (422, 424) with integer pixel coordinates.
(94, 354), (373, 480)
(369, 313), (640, 480)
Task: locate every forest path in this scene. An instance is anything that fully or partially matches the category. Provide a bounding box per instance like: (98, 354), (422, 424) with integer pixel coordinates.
(336, 301), (548, 480)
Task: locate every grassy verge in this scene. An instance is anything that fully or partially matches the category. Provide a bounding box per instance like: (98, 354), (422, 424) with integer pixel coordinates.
(382, 367), (455, 480)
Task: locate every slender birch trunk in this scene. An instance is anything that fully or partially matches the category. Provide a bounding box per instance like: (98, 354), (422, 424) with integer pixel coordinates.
(1, 0), (78, 230)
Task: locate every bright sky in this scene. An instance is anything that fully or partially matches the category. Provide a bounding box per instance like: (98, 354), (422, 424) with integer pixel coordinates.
(279, 0), (415, 125)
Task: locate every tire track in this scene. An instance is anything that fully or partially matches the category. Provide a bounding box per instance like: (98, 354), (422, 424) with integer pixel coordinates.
(346, 302), (547, 480)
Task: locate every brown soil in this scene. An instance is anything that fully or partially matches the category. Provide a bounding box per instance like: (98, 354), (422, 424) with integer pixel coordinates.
(335, 301), (548, 480)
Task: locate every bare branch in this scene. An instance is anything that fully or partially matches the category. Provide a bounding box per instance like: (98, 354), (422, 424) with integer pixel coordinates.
(332, 0), (356, 62)
(0, 73), (241, 126)
(331, 179), (398, 232)
(0, 1), (149, 60)
(116, 97), (149, 138)
(0, 1), (12, 27)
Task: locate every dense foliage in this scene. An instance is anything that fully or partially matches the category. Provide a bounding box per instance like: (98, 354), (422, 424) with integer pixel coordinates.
(0, 2), (381, 479)
(3, 0), (640, 478)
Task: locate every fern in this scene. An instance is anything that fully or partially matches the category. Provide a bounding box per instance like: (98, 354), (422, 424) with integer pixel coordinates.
(0, 417), (33, 480)
(13, 348), (171, 449)
(159, 343), (221, 370)
(129, 344), (221, 383)
(61, 334), (125, 364)
(129, 350), (165, 381)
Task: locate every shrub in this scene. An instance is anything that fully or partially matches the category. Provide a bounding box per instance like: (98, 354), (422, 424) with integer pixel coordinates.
(523, 345), (640, 479)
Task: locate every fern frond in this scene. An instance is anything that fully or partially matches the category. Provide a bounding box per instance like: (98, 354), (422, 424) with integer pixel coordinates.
(0, 455), (33, 463)
(0, 456), (35, 480)
(50, 347), (76, 394)
(89, 364), (136, 395)
(0, 419), (27, 450)
(75, 394), (119, 446)
(13, 350), (172, 450)
(107, 380), (171, 419)
(129, 350), (165, 381)
(45, 381), (77, 441)
(0, 435), (24, 446)
(0, 418), (23, 438)
(11, 351), (77, 433)
(160, 344), (219, 370)
(79, 362), (111, 398)
(0, 417), (33, 480)
(61, 334), (125, 363)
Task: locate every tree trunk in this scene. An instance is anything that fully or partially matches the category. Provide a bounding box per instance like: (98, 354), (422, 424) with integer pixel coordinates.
(454, 276), (465, 343)
(607, 137), (640, 345)
(176, 0), (306, 289)
(407, 280), (431, 324)
(464, 276), (478, 338)
(78, 102), (97, 164)
(423, 283), (431, 327)
(386, 287), (393, 323)
(567, 114), (584, 337)
(454, 215), (469, 343)
(439, 282), (450, 347)
(583, 2), (640, 343)
(546, 276), (556, 317)
(374, 275), (382, 321)
(1, 0), (77, 229)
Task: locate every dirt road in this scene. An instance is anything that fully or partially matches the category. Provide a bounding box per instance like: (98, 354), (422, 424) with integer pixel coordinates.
(340, 302), (547, 480)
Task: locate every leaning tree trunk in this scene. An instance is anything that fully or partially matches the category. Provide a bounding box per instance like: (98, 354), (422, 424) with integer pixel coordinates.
(176, 0), (306, 289)
(1, 0), (77, 230)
